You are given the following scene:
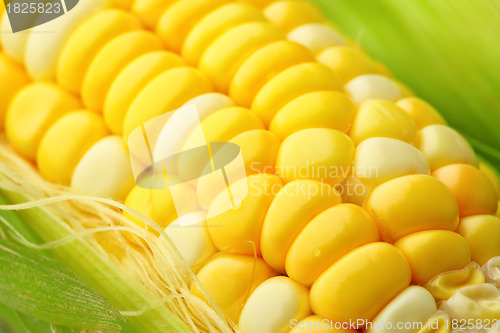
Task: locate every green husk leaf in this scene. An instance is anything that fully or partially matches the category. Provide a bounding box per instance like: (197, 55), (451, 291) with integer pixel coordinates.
(0, 235), (124, 331)
(313, 0), (500, 171)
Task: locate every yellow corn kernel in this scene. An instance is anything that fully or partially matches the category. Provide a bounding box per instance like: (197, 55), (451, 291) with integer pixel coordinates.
(433, 164), (498, 217)
(394, 230), (471, 285)
(270, 91), (355, 140)
(479, 162), (500, 198)
(108, 0), (134, 10)
(207, 174), (283, 255)
(252, 62), (343, 126)
(418, 124), (477, 170)
(364, 174), (459, 242)
(164, 211), (216, 268)
(230, 40), (314, 107)
(57, 9), (142, 93)
(132, 0), (177, 29)
(340, 175), (373, 206)
(287, 23), (347, 55)
(458, 215), (500, 265)
(200, 22), (285, 92)
(395, 97), (447, 129)
(310, 242), (411, 326)
(156, 0), (232, 52)
(103, 51), (185, 134)
(195, 130), (280, 209)
(366, 286), (437, 333)
(263, 1), (324, 33)
(441, 283), (500, 320)
(316, 46), (379, 83)
(124, 180), (197, 230)
(417, 312), (451, 333)
(123, 67), (213, 141)
(37, 110), (108, 184)
(238, 0), (276, 8)
(345, 74), (404, 104)
(349, 99), (418, 146)
(0, 54), (29, 130)
(275, 128), (355, 185)
(239, 276), (311, 333)
(1, 12), (31, 62)
(24, 0), (107, 80)
(286, 203), (379, 286)
(181, 93), (235, 120)
(288, 315), (357, 333)
(70, 136), (134, 201)
(82, 31), (162, 111)
(261, 179), (341, 273)
(354, 137), (430, 185)
(425, 262), (485, 301)
(6, 82), (81, 160)
(182, 3), (266, 66)
(192, 254), (275, 323)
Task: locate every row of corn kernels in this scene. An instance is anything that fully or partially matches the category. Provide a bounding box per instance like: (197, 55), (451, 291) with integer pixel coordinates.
(0, 2), (500, 332)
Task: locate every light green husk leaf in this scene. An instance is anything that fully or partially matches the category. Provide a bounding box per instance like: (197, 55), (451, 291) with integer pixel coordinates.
(313, 0), (500, 171)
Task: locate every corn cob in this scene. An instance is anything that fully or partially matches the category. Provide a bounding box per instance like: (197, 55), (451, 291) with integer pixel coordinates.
(0, 0), (499, 333)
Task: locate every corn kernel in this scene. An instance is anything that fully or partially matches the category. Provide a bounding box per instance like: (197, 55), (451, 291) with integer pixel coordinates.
(252, 62), (343, 126)
(263, 1), (324, 33)
(37, 110), (108, 184)
(182, 3), (266, 66)
(192, 254), (275, 323)
(57, 9), (142, 93)
(270, 91), (355, 140)
(479, 162), (500, 197)
(82, 31), (162, 111)
(366, 286), (437, 333)
(124, 180), (197, 230)
(286, 203), (379, 286)
(108, 0), (134, 10)
(24, 0), (107, 80)
(123, 67), (213, 141)
(458, 215), (500, 265)
(433, 164), (498, 217)
(275, 128), (354, 185)
(6, 82), (81, 160)
(103, 51), (185, 134)
(238, 0), (276, 8)
(0, 54), (29, 131)
(425, 262), (485, 300)
(195, 129), (280, 208)
(441, 283), (500, 320)
(239, 276), (311, 333)
(288, 315), (356, 333)
(316, 46), (379, 83)
(354, 137), (430, 185)
(156, 0), (232, 52)
(417, 312), (451, 333)
(207, 173), (283, 255)
(181, 93), (235, 120)
(164, 211), (216, 268)
(230, 40), (314, 107)
(132, 0), (177, 29)
(287, 23), (347, 55)
(261, 179), (341, 272)
(200, 22), (285, 92)
(71, 136), (134, 200)
(483, 257), (500, 287)
(394, 230), (471, 285)
(418, 124), (477, 170)
(310, 242), (411, 326)
(349, 99), (418, 145)
(395, 97), (447, 129)
(1, 12), (31, 62)
(345, 74), (404, 104)
(340, 175), (373, 206)
(364, 174), (459, 242)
